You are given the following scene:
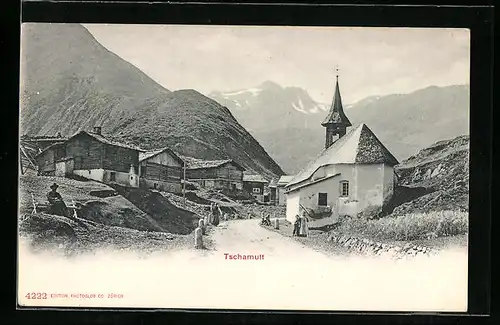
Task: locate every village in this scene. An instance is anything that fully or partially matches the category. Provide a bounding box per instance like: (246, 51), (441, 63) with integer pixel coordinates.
(19, 72), (409, 247)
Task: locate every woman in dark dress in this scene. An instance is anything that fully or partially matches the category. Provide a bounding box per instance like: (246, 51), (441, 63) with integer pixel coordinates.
(47, 183), (69, 217)
(292, 214), (300, 236)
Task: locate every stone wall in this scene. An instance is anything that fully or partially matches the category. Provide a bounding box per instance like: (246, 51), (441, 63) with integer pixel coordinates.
(328, 233), (437, 259)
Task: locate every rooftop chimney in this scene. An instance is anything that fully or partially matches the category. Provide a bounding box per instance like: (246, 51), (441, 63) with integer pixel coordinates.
(93, 126), (102, 135)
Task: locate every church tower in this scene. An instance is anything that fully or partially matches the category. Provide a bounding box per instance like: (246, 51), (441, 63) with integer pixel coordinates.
(321, 68), (352, 149)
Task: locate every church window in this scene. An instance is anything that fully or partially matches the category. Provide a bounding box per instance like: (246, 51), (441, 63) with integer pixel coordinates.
(340, 181), (349, 197)
(318, 193), (328, 206)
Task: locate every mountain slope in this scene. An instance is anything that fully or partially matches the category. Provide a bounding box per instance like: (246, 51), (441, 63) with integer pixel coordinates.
(20, 23), (284, 179)
(392, 135), (469, 214)
(346, 85), (469, 169)
(20, 23), (172, 136)
(209, 81), (328, 174)
(210, 83), (469, 174)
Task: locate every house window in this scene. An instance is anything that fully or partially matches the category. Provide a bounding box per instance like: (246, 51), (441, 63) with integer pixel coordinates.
(252, 187), (261, 194)
(110, 172), (116, 181)
(318, 193), (328, 206)
(340, 181), (349, 197)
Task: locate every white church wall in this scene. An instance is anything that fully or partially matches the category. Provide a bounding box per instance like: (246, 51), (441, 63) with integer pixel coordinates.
(353, 164), (385, 212)
(382, 164), (395, 204)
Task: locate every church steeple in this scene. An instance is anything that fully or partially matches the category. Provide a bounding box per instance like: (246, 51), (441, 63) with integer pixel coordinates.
(321, 67), (352, 149)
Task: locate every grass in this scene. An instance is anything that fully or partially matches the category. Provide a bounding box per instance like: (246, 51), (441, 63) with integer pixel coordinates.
(336, 210), (468, 242)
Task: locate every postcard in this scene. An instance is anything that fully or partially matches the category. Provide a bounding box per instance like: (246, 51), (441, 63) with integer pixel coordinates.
(18, 23), (469, 311)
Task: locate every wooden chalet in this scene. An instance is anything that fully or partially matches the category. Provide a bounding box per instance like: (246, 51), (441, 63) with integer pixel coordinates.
(20, 133), (68, 175)
(179, 155), (245, 190)
(61, 127), (145, 187)
(139, 147), (184, 193)
(243, 174), (269, 202)
(34, 142), (66, 176)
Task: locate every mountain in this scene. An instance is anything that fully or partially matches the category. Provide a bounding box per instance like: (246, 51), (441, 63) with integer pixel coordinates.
(20, 23), (284, 179)
(210, 83), (469, 174)
(392, 135), (469, 214)
(209, 82), (329, 174)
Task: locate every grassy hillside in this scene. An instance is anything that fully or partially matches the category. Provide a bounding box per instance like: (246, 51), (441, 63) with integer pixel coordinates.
(19, 174), (199, 234)
(392, 135), (469, 215)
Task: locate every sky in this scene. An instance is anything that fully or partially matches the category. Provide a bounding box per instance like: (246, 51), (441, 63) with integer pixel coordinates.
(84, 24), (470, 104)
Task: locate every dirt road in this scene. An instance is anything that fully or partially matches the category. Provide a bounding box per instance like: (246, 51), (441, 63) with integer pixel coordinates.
(18, 219), (468, 312)
(207, 219), (333, 260)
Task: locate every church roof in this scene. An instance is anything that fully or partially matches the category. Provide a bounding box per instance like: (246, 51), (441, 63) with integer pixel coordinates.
(321, 77), (352, 127)
(286, 123), (399, 187)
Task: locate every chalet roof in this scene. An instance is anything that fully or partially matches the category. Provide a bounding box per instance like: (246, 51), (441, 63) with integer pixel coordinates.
(243, 174), (268, 183)
(277, 175), (295, 187)
(178, 155), (244, 171)
(68, 130), (145, 152)
(321, 77), (352, 127)
(139, 147), (184, 164)
(286, 123), (399, 187)
(34, 142), (65, 158)
(22, 135), (68, 142)
(19, 141), (41, 170)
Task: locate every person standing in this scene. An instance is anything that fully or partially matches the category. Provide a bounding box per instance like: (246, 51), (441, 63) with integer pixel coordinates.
(212, 203), (220, 226)
(299, 212), (309, 237)
(292, 214), (300, 236)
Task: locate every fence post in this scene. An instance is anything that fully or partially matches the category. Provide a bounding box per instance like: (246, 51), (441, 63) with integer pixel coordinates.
(194, 227), (203, 249)
(274, 218), (279, 230)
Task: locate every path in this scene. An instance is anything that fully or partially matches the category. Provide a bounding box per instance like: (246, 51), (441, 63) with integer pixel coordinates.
(18, 219), (468, 312)
(208, 219), (331, 261)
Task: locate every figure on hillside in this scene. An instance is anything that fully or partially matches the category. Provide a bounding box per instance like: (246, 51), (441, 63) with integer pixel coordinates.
(46, 183), (69, 218)
(292, 214), (300, 236)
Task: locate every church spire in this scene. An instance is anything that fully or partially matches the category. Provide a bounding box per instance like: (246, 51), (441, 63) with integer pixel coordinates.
(321, 66), (352, 149)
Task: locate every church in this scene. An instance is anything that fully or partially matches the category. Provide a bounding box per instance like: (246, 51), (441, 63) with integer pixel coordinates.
(284, 74), (399, 224)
